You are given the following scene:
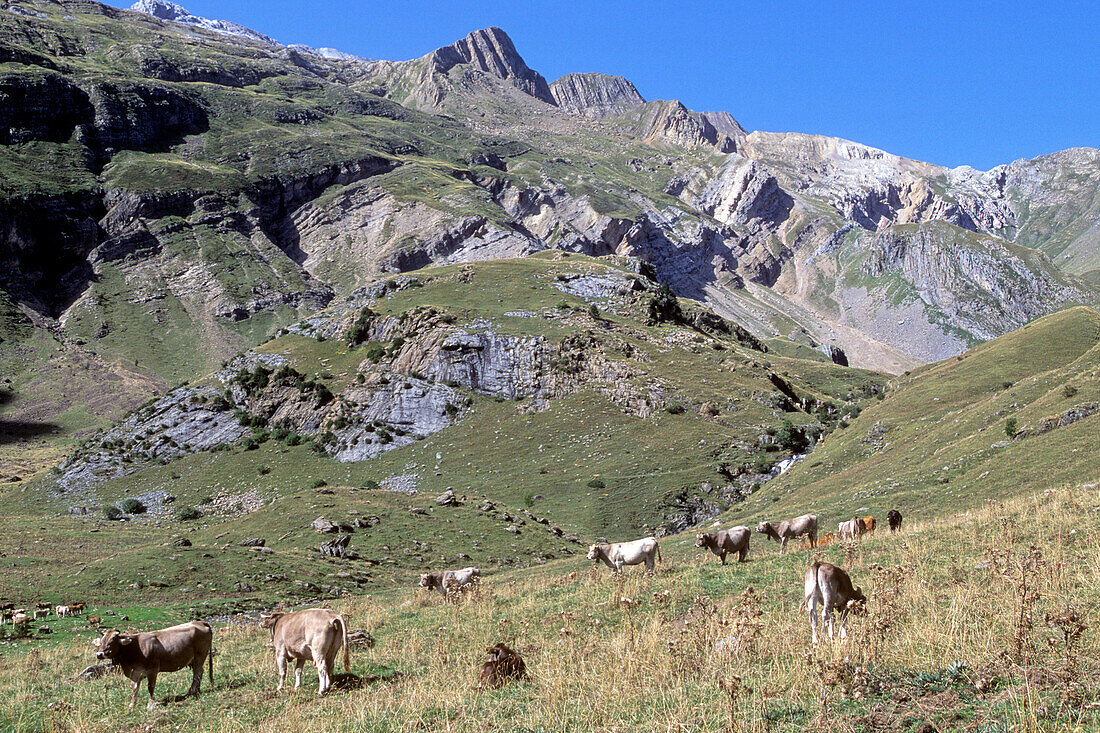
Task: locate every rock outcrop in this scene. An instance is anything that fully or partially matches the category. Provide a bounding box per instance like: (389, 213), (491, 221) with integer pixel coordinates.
(426, 27), (555, 105)
(549, 73), (645, 118)
(129, 0), (277, 45)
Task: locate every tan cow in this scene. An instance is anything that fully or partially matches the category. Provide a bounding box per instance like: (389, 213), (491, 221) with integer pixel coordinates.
(756, 514), (818, 553)
(94, 621), (213, 710)
(861, 516), (876, 537)
(263, 608), (349, 696)
(837, 516), (864, 541)
(587, 537), (662, 574)
(804, 561), (866, 644)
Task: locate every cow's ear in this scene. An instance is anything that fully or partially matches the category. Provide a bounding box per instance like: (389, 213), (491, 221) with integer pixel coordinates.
(89, 638), (100, 648)
(119, 635), (133, 645)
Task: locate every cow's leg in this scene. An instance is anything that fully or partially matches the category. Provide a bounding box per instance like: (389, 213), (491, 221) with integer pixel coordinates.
(189, 658), (202, 696)
(294, 658), (305, 689)
(275, 651), (287, 691)
(145, 673), (159, 709)
(738, 546), (748, 563)
(315, 657), (328, 696)
(719, 550), (726, 565)
(807, 596), (819, 645)
(838, 608), (850, 640)
(810, 531), (817, 549)
(128, 678), (141, 711)
(780, 538), (787, 555)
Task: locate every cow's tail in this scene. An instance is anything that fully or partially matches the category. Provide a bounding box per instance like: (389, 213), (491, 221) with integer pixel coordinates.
(335, 615), (350, 673)
(208, 646), (214, 684)
(656, 540), (663, 564)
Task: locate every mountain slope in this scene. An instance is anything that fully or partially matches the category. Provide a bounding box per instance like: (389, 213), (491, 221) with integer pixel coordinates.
(724, 305), (1100, 526)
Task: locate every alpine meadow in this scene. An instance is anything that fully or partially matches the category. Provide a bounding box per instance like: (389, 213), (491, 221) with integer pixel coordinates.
(0, 1), (1098, 731)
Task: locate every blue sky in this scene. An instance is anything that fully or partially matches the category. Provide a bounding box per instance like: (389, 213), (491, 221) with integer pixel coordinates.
(110, 0), (1098, 170)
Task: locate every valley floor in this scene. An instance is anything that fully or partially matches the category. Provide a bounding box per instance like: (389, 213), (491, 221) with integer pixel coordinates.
(1, 482), (1098, 732)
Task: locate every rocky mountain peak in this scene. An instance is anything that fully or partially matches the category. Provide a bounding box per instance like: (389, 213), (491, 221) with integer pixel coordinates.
(549, 73), (645, 118)
(129, 0), (276, 45)
(427, 27), (555, 105)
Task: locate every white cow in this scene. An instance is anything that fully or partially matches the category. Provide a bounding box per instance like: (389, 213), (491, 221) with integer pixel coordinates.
(419, 567), (481, 595)
(587, 537), (662, 574)
(55, 605), (73, 617)
(837, 517), (864, 541)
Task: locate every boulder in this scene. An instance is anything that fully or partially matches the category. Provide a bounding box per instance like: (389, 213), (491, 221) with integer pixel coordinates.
(312, 517), (339, 533)
(506, 524), (520, 534)
(78, 663), (115, 680)
(435, 489), (458, 507)
(320, 534), (354, 559)
(238, 537), (266, 547)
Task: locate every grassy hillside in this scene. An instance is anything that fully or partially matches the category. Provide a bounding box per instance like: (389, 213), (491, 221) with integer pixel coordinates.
(0, 480), (1096, 731)
(2, 253), (883, 606)
(725, 306), (1100, 529)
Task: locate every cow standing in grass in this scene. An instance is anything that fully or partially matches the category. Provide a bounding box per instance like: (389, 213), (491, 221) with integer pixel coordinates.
(263, 608), (349, 696)
(695, 526), (751, 564)
(93, 621), (213, 710)
(587, 537), (662, 574)
(804, 561), (865, 644)
(756, 514), (818, 553)
(887, 509), (903, 533)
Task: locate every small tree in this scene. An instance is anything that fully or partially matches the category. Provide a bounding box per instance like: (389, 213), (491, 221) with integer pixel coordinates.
(103, 504), (123, 520)
(1005, 417), (1018, 438)
(588, 303), (600, 320)
(176, 506), (201, 521)
(646, 283), (682, 325)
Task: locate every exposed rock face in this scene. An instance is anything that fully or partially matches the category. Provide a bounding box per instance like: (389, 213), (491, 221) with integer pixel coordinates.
(427, 27), (555, 105)
(549, 73), (645, 118)
(634, 101), (738, 152)
(129, 0), (277, 45)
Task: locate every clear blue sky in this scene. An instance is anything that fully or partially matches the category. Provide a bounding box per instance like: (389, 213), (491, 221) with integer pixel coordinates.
(108, 0), (1098, 170)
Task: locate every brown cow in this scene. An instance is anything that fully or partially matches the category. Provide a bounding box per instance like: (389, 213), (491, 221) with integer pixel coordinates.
(801, 532), (836, 550)
(87, 616), (103, 627)
(94, 621), (213, 710)
(887, 510), (903, 533)
(804, 561), (865, 644)
(695, 526), (751, 564)
(861, 516), (876, 537)
(263, 608), (349, 696)
(478, 642), (527, 689)
(70, 602), (87, 613)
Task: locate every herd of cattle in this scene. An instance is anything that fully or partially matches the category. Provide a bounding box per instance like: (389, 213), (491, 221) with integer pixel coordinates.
(5, 508), (904, 710)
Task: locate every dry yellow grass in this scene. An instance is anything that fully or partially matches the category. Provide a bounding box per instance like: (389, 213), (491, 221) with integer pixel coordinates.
(1, 483), (1098, 732)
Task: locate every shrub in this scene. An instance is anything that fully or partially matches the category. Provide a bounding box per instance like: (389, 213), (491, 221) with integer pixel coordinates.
(241, 436), (260, 450)
(313, 384), (334, 407)
(588, 304), (600, 319)
(751, 454), (774, 474)
(258, 466), (271, 475)
(346, 306), (376, 346)
(311, 479), (327, 489)
(1063, 384), (1078, 398)
(118, 498), (146, 514)
(523, 492), (536, 508)
(103, 504), (123, 520)
(362, 479), (380, 490)
(666, 404), (685, 415)
(776, 418), (807, 451)
(646, 283), (683, 325)
(1005, 417), (1018, 438)
(286, 433), (302, 446)
(363, 342), (385, 363)
(587, 478), (606, 489)
(176, 506), (201, 521)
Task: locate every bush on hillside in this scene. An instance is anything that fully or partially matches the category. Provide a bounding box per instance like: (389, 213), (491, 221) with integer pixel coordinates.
(346, 306), (376, 346)
(118, 498), (146, 514)
(587, 478), (606, 489)
(646, 283), (682, 325)
(176, 506), (201, 521)
(103, 504), (123, 520)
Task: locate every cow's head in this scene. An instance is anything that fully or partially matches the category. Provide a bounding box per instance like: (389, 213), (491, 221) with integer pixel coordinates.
(754, 522), (769, 534)
(418, 573), (432, 588)
(260, 613), (284, 638)
(694, 534), (707, 548)
(586, 545), (601, 561)
(94, 630), (133, 661)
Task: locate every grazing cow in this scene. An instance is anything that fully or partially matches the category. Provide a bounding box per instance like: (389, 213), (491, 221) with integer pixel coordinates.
(0, 602), (13, 611)
(800, 532), (836, 550)
(695, 526), (751, 564)
(55, 605), (72, 618)
(418, 567), (481, 596)
(756, 514), (818, 553)
(35, 602), (51, 610)
(478, 642), (527, 689)
(11, 613), (30, 627)
(70, 602), (87, 614)
(33, 609), (49, 620)
(587, 537), (662, 574)
(0, 610), (12, 625)
(94, 621), (213, 710)
(837, 517), (864, 541)
(87, 616), (102, 627)
(262, 608), (349, 696)
(804, 561), (866, 644)
(887, 509), (903, 533)
(861, 516), (876, 537)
